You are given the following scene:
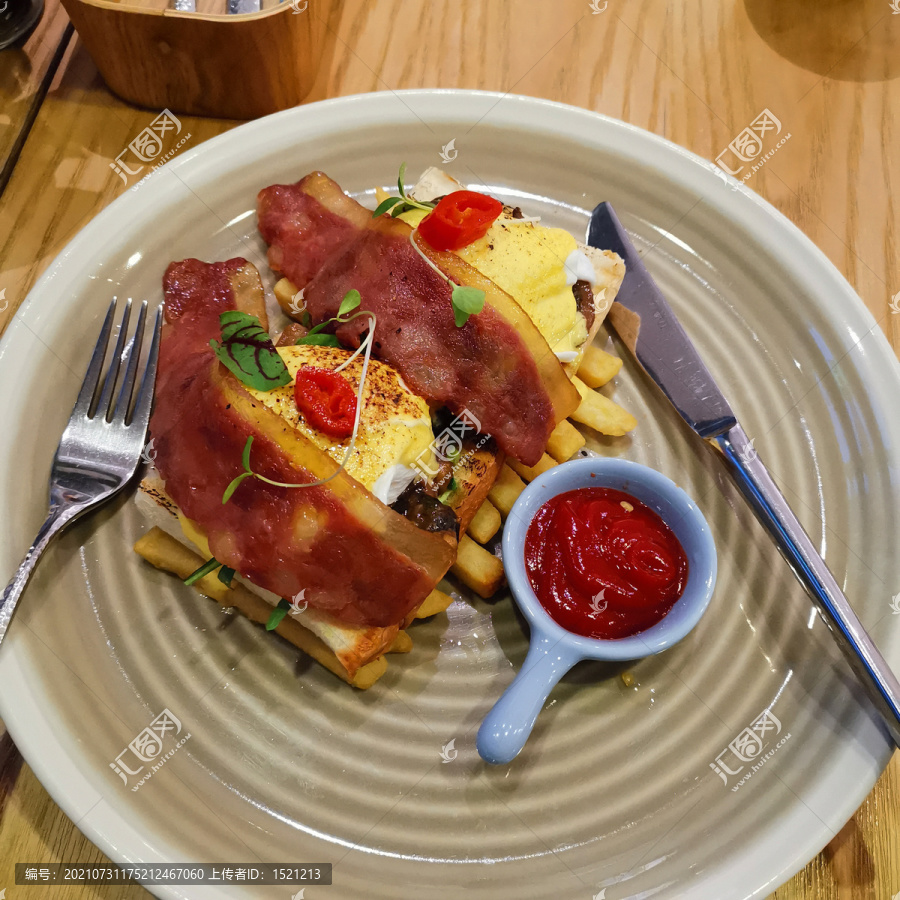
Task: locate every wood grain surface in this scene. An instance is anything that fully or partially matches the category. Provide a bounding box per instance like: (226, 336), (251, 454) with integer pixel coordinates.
(0, 0), (898, 897)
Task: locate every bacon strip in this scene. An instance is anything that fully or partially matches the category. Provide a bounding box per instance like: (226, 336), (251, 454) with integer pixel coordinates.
(150, 258), (457, 627)
(257, 172), (579, 466)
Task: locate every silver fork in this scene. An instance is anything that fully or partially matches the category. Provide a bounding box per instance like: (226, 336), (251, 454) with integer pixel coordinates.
(0, 300), (163, 649)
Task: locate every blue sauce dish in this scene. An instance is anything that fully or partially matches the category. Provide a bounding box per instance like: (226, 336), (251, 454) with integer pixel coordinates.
(476, 457), (717, 766)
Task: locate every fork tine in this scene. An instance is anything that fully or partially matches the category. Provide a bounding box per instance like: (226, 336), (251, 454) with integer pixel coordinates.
(112, 301), (148, 423)
(129, 305), (163, 430)
(95, 299), (132, 421)
(72, 300), (116, 419)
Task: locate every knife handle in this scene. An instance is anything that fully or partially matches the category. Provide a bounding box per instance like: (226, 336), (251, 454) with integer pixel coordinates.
(712, 423), (900, 748)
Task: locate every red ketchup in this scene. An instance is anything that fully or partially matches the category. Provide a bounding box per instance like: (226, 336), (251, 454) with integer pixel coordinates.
(524, 487), (688, 640)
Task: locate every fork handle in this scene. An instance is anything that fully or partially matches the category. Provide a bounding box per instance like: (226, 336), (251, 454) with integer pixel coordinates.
(712, 423), (900, 747)
(0, 507), (76, 649)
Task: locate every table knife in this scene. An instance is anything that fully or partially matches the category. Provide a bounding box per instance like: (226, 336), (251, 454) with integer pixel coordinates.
(171, 0), (196, 10)
(588, 202), (900, 747)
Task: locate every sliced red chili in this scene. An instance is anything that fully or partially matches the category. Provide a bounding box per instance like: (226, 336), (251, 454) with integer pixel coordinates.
(294, 365), (357, 440)
(417, 190), (503, 251)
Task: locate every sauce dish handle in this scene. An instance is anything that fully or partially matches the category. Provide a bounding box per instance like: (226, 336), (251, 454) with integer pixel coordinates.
(477, 627), (584, 765)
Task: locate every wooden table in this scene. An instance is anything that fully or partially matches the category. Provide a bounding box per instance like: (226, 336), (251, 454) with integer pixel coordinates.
(0, 0), (898, 896)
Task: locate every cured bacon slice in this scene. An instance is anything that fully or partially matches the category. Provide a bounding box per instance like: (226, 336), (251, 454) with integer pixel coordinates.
(150, 258), (456, 627)
(257, 172), (580, 466)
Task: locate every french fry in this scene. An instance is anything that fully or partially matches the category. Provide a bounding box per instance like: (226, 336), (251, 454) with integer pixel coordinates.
(134, 529), (232, 605)
(414, 587), (455, 618)
(467, 500), (501, 544)
(452, 535), (506, 598)
(388, 631), (413, 654)
(352, 657), (389, 689)
(273, 277), (302, 316)
(133, 527), (388, 689)
(577, 345), (623, 389)
(487, 464), (527, 517)
(546, 419), (586, 462)
(570, 376), (637, 436)
(507, 453), (556, 484)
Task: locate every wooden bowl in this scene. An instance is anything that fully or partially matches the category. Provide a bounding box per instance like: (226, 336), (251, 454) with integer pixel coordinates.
(59, 0), (337, 119)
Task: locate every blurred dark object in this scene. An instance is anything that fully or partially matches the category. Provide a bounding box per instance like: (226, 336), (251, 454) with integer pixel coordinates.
(744, 0), (900, 82)
(0, 0), (44, 50)
(59, 0), (339, 118)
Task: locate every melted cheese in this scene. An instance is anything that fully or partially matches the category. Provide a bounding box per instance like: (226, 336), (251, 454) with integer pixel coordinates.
(399, 206), (590, 357)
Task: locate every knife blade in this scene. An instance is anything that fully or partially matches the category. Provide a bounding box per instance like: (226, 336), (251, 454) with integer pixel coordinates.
(588, 201), (900, 747)
(227, 0), (261, 12)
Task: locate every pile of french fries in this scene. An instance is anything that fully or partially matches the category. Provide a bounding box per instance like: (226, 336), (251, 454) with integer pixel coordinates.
(133, 344), (635, 689)
(449, 343), (635, 599)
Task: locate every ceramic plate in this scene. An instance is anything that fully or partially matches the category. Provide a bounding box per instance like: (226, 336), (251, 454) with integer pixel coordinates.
(1, 90), (899, 900)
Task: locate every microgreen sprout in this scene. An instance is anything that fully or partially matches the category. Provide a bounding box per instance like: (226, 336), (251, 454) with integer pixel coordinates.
(184, 556), (223, 586)
(266, 598), (292, 631)
(372, 162), (437, 219)
(223, 297), (378, 504)
(407, 230), (486, 327)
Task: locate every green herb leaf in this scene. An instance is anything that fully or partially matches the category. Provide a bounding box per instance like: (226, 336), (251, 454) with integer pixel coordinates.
(222, 471), (252, 504)
(374, 164), (438, 218)
(451, 285), (486, 327)
(373, 196), (404, 218)
(266, 598), (292, 631)
(241, 435), (254, 469)
(339, 289), (362, 317)
(218, 566), (236, 587)
(296, 333), (342, 347)
(184, 557), (221, 586)
(210, 311), (292, 391)
(304, 320), (331, 337)
(438, 477), (458, 506)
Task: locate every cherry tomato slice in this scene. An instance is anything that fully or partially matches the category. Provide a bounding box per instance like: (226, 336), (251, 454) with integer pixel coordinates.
(417, 190), (503, 251)
(294, 365), (357, 440)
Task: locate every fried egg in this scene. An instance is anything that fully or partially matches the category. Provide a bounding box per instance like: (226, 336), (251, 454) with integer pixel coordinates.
(243, 344), (435, 504)
(397, 202), (594, 361)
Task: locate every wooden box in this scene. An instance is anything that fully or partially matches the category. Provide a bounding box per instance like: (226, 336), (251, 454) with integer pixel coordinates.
(59, 0), (337, 119)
